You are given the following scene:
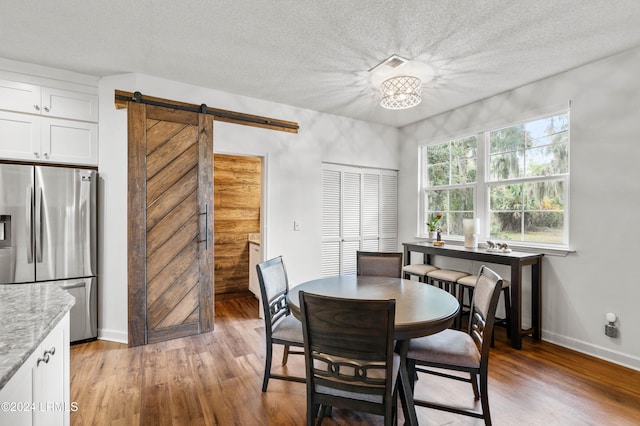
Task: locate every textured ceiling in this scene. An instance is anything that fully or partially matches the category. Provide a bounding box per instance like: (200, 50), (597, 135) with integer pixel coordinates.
(1, 0), (640, 127)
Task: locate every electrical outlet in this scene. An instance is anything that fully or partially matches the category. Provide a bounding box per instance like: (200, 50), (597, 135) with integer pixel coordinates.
(605, 324), (618, 338)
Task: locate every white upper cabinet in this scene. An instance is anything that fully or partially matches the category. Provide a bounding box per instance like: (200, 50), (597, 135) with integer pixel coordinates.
(41, 87), (98, 122)
(0, 78), (98, 166)
(0, 79), (98, 122)
(0, 79), (41, 114)
(0, 111), (97, 165)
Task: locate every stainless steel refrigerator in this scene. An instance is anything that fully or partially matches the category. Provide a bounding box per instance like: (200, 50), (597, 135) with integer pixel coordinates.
(0, 164), (97, 343)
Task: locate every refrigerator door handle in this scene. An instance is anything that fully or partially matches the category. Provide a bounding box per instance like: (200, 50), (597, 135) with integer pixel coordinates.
(36, 187), (43, 263)
(59, 282), (85, 290)
(26, 185), (34, 264)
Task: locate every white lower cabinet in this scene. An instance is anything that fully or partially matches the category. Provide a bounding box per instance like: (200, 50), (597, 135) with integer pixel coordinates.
(0, 111), (97, 166)
(0, 312), (70, 426)
(248, 241), (261, 298)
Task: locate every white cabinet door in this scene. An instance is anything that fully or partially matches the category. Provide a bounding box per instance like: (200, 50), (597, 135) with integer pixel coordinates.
(248, 242), (261, 298)
(41, 88), (98, 122)
(32, 313), (69, 426)
(0, 79), (41, 115)
(0, 110), (41, 162)
(43, 118), (98, 165)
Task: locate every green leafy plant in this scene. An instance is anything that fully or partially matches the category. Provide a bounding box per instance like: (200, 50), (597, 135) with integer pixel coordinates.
(426, 214), (442, 231)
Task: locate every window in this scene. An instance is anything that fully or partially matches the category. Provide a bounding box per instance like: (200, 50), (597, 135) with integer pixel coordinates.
(420, 112), (569, 247)
(423, 136), (477, 235)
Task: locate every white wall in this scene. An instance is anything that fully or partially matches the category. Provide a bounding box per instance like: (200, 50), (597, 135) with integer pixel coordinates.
(98, 74), (399, 343)
(399, 47), (640, 370)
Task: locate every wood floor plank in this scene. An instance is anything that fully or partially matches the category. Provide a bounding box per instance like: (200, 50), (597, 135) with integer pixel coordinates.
(70, 296), (640, 426)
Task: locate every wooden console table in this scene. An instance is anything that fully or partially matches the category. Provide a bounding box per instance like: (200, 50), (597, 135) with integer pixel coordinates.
(402, 241), (543, 349)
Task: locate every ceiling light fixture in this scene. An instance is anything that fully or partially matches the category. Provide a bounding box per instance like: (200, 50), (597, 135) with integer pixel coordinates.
(380, 75), (422, 110)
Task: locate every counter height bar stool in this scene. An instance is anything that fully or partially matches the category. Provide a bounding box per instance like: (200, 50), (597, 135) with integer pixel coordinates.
(357, 251), (403, 278)
(426, 269), (470, 328)
(299, 291), (400, 426)
(407, 265), (504, 426)
(256, 256), (306, 392)
(457, 274), (512, 343)
(403, 263), (439, 283)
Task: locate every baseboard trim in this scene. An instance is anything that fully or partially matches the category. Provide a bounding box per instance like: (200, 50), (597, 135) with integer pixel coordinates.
(98, 328), (128, 344)
(542, 330), (640, 371)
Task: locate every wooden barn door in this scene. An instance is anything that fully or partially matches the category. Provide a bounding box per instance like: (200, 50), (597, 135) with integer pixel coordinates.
(128, 102), (214, 346)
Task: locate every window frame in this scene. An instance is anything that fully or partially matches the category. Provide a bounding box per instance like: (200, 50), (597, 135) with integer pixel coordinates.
(419, 110), (570, 251)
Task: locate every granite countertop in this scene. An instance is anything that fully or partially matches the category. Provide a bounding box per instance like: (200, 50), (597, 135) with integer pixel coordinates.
(0, 283), (75, 389)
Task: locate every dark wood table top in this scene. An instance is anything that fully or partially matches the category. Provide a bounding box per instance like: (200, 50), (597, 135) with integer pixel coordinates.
(287, 275), (460, 341)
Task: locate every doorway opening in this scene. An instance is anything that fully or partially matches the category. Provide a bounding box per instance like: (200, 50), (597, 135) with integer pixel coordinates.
(213, 153), (263, 314)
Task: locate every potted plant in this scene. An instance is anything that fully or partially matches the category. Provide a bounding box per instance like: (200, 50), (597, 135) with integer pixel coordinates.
(426, 214), (442, 239)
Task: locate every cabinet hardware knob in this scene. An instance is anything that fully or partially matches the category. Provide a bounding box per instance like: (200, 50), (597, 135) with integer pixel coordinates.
(43, 106), (50, 112)
(34, 105), (40, 111)
(34, 152), (40, 158)
(36, 353), (50, 366)
(43, 153), (49, 159)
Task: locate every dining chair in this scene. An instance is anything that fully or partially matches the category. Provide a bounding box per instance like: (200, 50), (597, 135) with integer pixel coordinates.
(256, 256), (305, 392)
(356, 251), (403, 278)
(457, 274), (512, 344)
(299, 291), (399, 426)
(406, 265), (504, 426)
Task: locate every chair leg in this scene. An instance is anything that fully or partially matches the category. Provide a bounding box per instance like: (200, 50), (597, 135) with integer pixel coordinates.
(282, 345), (290, 366)
(262, 342), (273, 392)
(470, 371), (480, 400)
(480, 372), (492, 426)
(407, 359), (417, 392)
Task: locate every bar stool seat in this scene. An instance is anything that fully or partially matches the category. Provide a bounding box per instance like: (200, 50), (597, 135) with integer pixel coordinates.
(457, 275), (512, 341)
(403, 264), (439, 282)
(426, 269), (470, 294)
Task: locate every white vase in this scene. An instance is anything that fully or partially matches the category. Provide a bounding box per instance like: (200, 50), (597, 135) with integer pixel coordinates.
(428, 230), (437, 239)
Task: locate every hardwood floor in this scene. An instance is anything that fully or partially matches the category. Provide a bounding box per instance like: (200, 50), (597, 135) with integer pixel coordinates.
(70, 296), (640, 425)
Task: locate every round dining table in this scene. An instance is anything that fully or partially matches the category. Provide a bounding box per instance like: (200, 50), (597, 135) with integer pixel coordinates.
(287, 275), (460, 426)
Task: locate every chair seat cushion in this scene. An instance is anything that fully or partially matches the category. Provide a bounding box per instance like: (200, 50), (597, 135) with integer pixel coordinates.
(457, 275), (511, 289)
(403, 264), (438, 276)
(315, 353), (400, 403)
(427, 269), (469, 282)
(272, 314), (304, 344)
(407, 329), (481, 369)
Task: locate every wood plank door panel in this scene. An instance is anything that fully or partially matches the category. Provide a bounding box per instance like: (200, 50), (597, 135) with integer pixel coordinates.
(128, 103), (214, 347)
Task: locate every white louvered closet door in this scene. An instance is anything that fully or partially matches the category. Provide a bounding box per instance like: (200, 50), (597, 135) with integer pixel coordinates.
(361, 172), (380, 252)
(379, 170), (398, 251)
(321, 164), (398, 276)
(321, 168), (341, 276)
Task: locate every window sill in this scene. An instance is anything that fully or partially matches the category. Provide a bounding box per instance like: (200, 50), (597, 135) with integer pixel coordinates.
(411, 236), (574, 257)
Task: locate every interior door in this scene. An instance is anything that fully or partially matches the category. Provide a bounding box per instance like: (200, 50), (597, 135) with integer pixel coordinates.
(128, 103), (214, 346)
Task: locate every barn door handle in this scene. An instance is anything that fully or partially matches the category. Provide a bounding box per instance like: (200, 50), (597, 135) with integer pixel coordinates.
(199, 204), (209, 250)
